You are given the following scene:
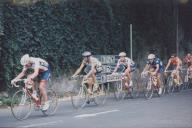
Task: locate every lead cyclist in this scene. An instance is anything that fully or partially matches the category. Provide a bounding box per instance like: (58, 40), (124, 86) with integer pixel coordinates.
(11, 54), (51, 111)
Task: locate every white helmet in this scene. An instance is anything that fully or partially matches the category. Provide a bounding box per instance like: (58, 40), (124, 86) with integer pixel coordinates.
(119, 52), (126, 57)
(148, 54), (155, 60)
(82, 51), (91, 57)
(20, 54), (30, 65)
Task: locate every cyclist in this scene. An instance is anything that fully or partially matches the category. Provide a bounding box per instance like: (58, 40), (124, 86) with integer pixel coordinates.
(164, 53), (182, 86)
(112, 52), (136, 88)
(184, 53), (192, 79)
(141, 54), (164, 95)
(11, 54), (51, 111)
(72, 51), (102, 94)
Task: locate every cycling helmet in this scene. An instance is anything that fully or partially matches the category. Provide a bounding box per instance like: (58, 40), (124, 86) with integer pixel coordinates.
(148, 54), (155, 60)
(20, 54), (30, 66)
(171, 53), (176, 58)
(119, 52), (126, 57)
(82, 51), (92, 57)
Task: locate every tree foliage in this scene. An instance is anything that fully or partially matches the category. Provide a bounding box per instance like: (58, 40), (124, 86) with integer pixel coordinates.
(0, 0), (191, 91)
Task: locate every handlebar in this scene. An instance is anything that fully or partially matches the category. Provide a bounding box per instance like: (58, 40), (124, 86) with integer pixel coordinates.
(70, 75), (85, 80)
(164, 70), (174, 73)
(11, 79), (27, 88)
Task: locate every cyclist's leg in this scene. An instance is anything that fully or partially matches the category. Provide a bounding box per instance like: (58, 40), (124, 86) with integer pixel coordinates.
(124, 68), (131, 87)
(39, 80), (48, 102)
(157, 73), (163, 94)
(39, 69), (51, 110)
(178, 70), (183, 85)
(27, 74), (35, 92)
(175, 70), (182, 85)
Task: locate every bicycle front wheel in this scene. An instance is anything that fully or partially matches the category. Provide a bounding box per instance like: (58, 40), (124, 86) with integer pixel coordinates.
(42, 89), (58, 116)
(71, 86), (88, 109)
(167, 76), (174, 94)
(145, 81), (154, 100)
(113, 81), (125, 101)
(11, 90), (32, 120)
(93, 84), (107, 105)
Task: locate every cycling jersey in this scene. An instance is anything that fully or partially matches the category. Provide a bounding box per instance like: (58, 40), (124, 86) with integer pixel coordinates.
(116, 57), (136, 73)
(23, 57), (50, 80)
(83, 56), (102, 74)
(184, 55), (192, 67)
(147, 58), (164, 73)
(168, 57), (182, 70)
(170, 58), (178, 66)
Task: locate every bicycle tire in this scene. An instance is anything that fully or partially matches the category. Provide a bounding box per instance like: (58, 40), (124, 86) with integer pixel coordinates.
(93, 84), (107, 105)
(11, 90), (32, 120)
(167, 76), (174, 94)
(42, 89), (58, 116)
(113, 81), (125, 101)
(145, 80), (154, 100)
(71, 86), (88, 109)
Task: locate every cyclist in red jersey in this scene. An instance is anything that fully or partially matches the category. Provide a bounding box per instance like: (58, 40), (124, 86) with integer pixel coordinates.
(165, 54), (182, 85)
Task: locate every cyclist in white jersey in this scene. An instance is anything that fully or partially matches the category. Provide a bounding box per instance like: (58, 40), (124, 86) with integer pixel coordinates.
(11, 54), (51, 111)
(112, 52), (136, 88)
(72, 51), (102, 94)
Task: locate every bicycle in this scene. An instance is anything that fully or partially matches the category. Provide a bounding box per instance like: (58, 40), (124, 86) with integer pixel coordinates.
(112, 73), (135, 101)
(183, 68), (192, 89)
(11, 79), (58, 120)
(141, 71), (164, 99)
(70, 75), (107, 109)
(164, 70), (181, 94)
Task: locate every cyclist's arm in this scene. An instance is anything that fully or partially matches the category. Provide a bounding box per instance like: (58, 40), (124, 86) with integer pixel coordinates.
(113, 60), (120, 73)
(154, 64), (159, 74)
(143, 64), (149, 73)
(14, 67), (27, 80)
(126, 63), (131, 72)
(176, 58), (182, 70)
(29, 67), (39, 80)
(72, 61), (85, 76)
(165, 59), (171, 71)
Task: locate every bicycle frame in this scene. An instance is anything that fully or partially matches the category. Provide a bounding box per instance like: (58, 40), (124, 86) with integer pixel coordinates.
(13, 79), (42, 107)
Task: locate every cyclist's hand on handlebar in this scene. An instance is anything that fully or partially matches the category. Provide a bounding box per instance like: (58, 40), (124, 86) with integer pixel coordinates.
(71, 75), (77, 79)
(11, 79), (17, 85)
(11, 79), (19, 87)
(141, 71), (145, 76)
(84, 75), (88, 80)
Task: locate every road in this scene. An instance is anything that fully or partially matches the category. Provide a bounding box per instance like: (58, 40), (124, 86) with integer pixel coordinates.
(0, 90), (192, 128)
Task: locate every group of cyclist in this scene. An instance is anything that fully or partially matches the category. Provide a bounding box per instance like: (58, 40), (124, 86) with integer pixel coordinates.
(11, 51), (192, 111)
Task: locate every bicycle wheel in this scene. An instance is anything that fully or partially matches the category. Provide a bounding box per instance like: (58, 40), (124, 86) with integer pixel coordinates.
(113, 81), (125, 101)
(11, 90), (32, 120)
(145, 81), (154, 99)
(93, 84), (107, 105)
(71, 85), (88, 109)
(128, 79), (139, 99)
(182, 75), (188, 90)
(42, 89), (58, 116)
(167, 76), (174, 94)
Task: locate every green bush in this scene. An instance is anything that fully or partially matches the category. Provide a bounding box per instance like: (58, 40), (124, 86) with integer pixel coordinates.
(0, 0), (191, 92)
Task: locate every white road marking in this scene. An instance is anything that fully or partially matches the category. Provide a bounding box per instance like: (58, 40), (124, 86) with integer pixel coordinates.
(74, 109), (120, 118)
(19, 120), (62, 128)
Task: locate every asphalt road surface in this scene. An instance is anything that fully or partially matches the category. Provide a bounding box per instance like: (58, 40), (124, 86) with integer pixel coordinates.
(0, 90), (192, 128)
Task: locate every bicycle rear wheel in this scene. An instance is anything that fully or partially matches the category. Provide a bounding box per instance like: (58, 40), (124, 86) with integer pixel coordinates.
(11, 90), (32, 120)
(71, 86), (88, 109)
(42, 89), (58, 116)
(93, 84), (107, 105)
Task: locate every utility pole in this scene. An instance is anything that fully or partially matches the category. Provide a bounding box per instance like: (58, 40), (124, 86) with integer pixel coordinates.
(130, 24), (132, 59)
(175, 0), (179, 56)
